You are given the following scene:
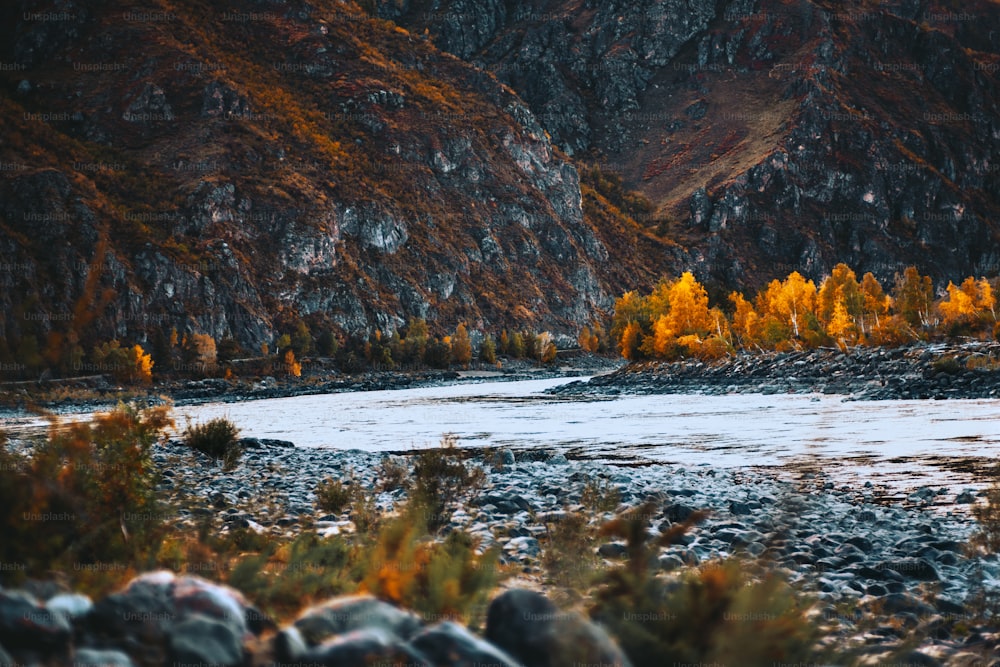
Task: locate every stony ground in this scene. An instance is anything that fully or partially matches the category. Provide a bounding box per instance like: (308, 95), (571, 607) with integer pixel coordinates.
(152, 438), (1000, 666)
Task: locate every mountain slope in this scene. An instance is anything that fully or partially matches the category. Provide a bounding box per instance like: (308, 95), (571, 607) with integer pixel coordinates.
(382, 0), (1000, 294)
(0, 0), (678, 365)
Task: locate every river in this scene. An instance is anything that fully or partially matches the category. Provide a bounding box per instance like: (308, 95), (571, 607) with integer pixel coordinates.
(165, 377), (1000, 498)
(7, 377), (1000, 497)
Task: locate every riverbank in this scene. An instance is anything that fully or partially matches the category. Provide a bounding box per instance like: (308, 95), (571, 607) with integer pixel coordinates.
(2, 435), (998, 666)
(149, 440), (1000, 664)
(550, 342), (1000, 401)
(6, 341), (1000, 420)
(0, 355), (622, 418)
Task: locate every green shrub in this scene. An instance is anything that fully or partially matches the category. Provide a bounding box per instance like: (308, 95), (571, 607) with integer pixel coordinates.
(0, 405), (173, 584)
(217, 337), (243, 363)
(228, 532), (353, 619)
(316, 477), (355, 515)
(184, 417), (241, 468)
(542, 512), (599, 596)
(581, 476), (622, 513)
(932, 355), (963, 375)
(411, 435), (486, 532)
(590, 503), (822, 666)
(350, 488), (381, 535)
(376, 456), (410, 493)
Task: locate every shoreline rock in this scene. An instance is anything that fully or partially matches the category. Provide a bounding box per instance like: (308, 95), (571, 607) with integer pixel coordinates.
(549, 342), (1000, 401)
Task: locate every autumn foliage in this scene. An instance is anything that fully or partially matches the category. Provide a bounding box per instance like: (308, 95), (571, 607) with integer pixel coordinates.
(611, 264), (999, 360)
(0, 405), (173, 582)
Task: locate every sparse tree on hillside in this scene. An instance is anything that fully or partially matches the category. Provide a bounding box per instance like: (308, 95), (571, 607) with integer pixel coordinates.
(451, 323), (472, 368)
(184, 333), (217, 370)
(892, 266), (936, 331)
(290, 320), (313, 357)
(533, 331), (557, 364)
(578, 325), (599, 353)
(480, 335), (497, 364)
(317, 329), (339, 357)
(508, 332), (526, 358)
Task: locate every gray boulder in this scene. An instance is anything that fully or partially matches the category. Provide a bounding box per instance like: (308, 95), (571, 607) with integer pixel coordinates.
(168, 614), (244, 666)
(409, 620), (523, 667)
(291, 595), (423, 647)
(84, 571), (255, 666)
(302, 627), (431, 667)
(0, 589), (72, 655)
(47, 592), (93, 621)
(74, 648), (136, 667)
(485, 589), (632, 667)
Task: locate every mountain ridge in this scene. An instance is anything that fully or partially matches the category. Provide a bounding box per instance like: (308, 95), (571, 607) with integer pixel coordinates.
(1, 0), (999, 375)
(0, 0), (678, 370)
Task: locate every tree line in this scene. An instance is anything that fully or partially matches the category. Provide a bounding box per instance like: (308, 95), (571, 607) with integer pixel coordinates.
(0, 315), (562, 385)
(607, 265), (998, 361)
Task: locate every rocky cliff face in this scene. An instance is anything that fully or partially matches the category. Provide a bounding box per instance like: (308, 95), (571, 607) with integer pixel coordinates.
(383, 0), (1000, 294)
(376, 0), (721, 157)
(2, 0), (998, 369)
(0, 0), (677, 362)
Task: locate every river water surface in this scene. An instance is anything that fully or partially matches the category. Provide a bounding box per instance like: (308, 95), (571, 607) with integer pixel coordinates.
(7, 377), (1000, 498)
(162, 377), (1000, 498)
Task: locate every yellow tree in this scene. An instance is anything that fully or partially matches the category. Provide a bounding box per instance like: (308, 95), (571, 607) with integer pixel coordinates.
(825, 289), (857, 348)
(667, 272), (714, 336)
(757, 273), (816, 342)
(859, 272), (891, 339)
(939, 281), (975, 327)
(729, 292), (761, 349)
(578, 325), (600, 353)
(620, 321), (643, 360)
(778, 272), (817, 339)
(451, 323), (472, 368)
(961, 277), (996, 322)
(982, 279), (998, 322)
(817, 264), (863, 331)
(640, 314), (676, 358)
(128, 344), (154, 385)
(975, 278), (997, 322)
(534, 331), (557, 364)
(754, 280), (789, 347)
(940, 277), (997, 330)
(284, 349), (302, 377)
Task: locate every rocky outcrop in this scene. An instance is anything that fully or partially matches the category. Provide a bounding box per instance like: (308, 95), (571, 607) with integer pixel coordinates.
(551, 342), (1000, 400)
(377, 0), (719, 157)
